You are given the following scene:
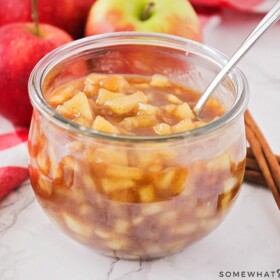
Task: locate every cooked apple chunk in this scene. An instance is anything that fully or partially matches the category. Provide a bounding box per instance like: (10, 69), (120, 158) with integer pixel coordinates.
(105, 91), (147, 115)
(87, 147), (128, 166)
(92, 116), (119, 133)
(102, 178), (135, 193)
(121, 115), (156, 129)
(137, 103), (158, 116)
(37, 176), (52, 197)
(150, 74), (169, 87)
(99, 75), (129, 92)
(172, 118), (195, 133)
(175, 102), (195, 120)
(56, 104), (75, 119)
(167, 93), (182, 104)
(63, 213), (93, 238)
(105, 164), (143, 180)
(63, 92), (93, 122)
(48, 85), (76, 106)
(96, 88), (125, 105)
(83, 74), (105, 96)
(139, 185), (155, 203)
(153, 123), (171, 135)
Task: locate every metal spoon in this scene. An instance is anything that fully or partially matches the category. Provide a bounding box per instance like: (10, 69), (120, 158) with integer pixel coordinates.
(193, 1), (280, 116)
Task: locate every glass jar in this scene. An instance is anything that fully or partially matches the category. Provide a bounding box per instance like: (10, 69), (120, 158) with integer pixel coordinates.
(28, 32), (248, 260)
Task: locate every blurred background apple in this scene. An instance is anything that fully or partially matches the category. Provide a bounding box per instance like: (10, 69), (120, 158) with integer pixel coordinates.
(0, 0), (96, 38)
(85, 0), (202, 41)
(0, 23), (73, 126)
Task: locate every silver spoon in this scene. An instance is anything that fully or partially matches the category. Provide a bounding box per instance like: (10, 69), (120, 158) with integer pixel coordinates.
(193, 1), (280, 116)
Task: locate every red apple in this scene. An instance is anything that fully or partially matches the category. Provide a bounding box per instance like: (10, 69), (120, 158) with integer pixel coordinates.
(85, 0), (202, 41)
(0, 0), (96, 39)
(0, 23), (73, 127)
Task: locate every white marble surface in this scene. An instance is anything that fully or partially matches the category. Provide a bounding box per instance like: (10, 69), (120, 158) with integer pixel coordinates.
(1, 10), (280, 280)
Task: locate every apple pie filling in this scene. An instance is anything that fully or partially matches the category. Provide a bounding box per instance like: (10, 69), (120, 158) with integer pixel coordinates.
(28, 73), (245, 259)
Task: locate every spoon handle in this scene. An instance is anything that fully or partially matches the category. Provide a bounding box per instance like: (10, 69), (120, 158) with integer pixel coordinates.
(193, 1), (280, 116)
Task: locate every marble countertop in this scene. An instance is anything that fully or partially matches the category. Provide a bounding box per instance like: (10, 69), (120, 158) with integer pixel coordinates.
(1, 10), (280, 280)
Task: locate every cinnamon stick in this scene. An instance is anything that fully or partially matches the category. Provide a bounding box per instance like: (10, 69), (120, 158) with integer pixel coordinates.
(245, 169), (266, 186)
(245, 111), (280, 209)
(247, 147), (280, 163)
(246, 157), (260, 171)
(245, 149), (280, 186)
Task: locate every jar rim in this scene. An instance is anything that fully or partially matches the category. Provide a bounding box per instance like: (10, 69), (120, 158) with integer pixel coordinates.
(28, 32), (249, 143)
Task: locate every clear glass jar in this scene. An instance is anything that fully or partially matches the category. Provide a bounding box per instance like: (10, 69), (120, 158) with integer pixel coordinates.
(28, 32), (248, 260)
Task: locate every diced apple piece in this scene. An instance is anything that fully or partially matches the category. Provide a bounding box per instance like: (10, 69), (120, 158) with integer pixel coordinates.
(83, 82), (99, 96)
(154, 167), (187, 196)
(36, 151), (50, 175)
(138, 185), (155, 203)
(135, 83), (149, 89)
(79, 203), (92, 216)
(174, 223), (197, 235)
(85, 73), (106, 85)
(47, 145), (59, 178)
(99, 75), (129, 92)
(122, 115), (156, 129)
(142, 204), (162, 216)
(107, 239), (126, 250)
(206, 96), (226, 115)
(53, 155), (77, 188)
(54, 186), (85, 202)
(37, 176), (52, 197)
(88, 147), (128, 166)
(92, 116), (119, 133)
(104, 91), (148, 115)
(48, 85), (76, 106)
(73, 115), (92, 127)
(56, 105), (75, 119)
(114, 220), (130, 234)
(137, 103), (158, 116)
(95, 228), (110, 239)
(175, 102), (195, 120)
(110, 189), (136, 203)
(172, 118), (195, 133)
(153, 123), (171, 135)
(96, 88), (125, 105)
(223, 177), (237, 192)
(167, 93), (182, 104)
(150, 74), (169, 87)
(171, 168), (188, 196)
(105, 165), (143, 180)
(199, 218), (220, 231)
(196, 200), (217, 218)
(160, 211), (177, 224)
(63, 92), (93, 121)
(62, 213), (93, 238)
(102, 177), (135, 194)
(132, 216), (144, 225)
(133, 151), (163, 172)
(83, 74), (105, 95)
(207, 152), (231, 171)
(162, 102), (194, 120)
(161, 104), (176, 115)
(194, 120), (207, 128)
(155, 168), (176, 190)
(143, 243), (162, 256)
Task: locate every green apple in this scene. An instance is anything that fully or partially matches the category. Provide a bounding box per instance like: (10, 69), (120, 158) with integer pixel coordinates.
(85, 0), (202, 41)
